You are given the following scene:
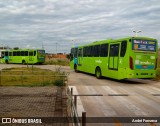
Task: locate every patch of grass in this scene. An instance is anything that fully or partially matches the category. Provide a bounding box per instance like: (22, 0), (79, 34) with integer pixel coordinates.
(0, 67), (67, 87)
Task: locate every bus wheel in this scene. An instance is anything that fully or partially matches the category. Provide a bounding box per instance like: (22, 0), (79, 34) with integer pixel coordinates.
(95, 67), (101, 79)
(22, 60), (26, 65)
(5, 60), (9, 64)
(74, 65), (78, 73)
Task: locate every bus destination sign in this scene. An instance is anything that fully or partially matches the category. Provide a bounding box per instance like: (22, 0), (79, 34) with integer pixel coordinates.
(132, 39), (156, 52)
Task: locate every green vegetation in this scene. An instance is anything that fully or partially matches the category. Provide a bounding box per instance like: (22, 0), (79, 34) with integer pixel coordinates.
(53, 79), (64, 86)
(0, 67), (66, 86)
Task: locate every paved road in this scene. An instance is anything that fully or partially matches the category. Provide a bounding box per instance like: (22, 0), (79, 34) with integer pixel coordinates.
(52, 65), (160, 126)
(67, 68), (160, 126)
(69, 74), (160, 115)
(1, 64), (160, 126)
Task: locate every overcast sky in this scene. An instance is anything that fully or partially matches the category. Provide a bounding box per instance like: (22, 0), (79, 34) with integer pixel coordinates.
(0, 0), (160, 53)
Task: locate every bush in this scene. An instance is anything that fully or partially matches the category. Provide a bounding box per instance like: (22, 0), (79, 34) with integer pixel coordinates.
(53, 79), (64, 86)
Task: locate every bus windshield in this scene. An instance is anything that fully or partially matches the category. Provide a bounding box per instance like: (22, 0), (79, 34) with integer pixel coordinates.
(132, 39), (156, 52)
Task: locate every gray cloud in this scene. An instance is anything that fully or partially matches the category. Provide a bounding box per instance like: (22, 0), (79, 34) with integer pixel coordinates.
(0, 0), (160, 53)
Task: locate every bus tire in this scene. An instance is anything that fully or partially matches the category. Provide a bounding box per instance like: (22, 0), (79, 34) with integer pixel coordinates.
(5, 60), (9, 64)
(74, 64), (78, 73)
(95, 67), (101, 79)
(22, 60), (26, 65)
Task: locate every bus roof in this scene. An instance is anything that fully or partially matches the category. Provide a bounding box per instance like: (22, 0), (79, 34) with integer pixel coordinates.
(4, 49), (45, 51)
(73, 36), (157, 48)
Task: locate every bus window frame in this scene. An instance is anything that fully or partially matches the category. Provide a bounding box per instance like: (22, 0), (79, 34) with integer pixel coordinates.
(17, 51), (20, 56)
(29, 51), (34, 56)
(9, 52), (12, 56)
(120, 40), (127, 57)
(25, 51), (28, 56)
(13, 51), (17, 56)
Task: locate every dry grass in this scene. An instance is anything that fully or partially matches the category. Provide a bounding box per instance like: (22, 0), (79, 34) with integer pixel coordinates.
(44, 58), (69, 66)
(0, 67), (65, 86)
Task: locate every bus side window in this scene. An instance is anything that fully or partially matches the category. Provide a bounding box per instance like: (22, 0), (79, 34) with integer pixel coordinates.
(13, 51), (17, 56)
(21, 51), (24, 56)
(9, 52), (12, 56)
(29, 52), (33, 56)
(17, 51), (20, 56)
(88, 46), (91, 57)
(100, 44), (108, 57)
(71, 48), (74, 55)
(1, 51), (4, 58)
(70, 48), (74, 61)
(25, 51), (28, 56)
(69, 53), (73, 60)
(85, 47), (88, 56)
(4, 51), (8, 56)
(94, 45), (100, 57)
(78, 49), (82, 57)
(90, 46), (94, 57)
(75, 48), (78, 58)
(83, 47), (87, 57)
(34, 51), (36, 56)
(120, 41), (127, 57)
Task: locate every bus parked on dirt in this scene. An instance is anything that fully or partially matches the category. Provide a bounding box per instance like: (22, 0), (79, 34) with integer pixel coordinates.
(1, 49), (45, 64)
(70, 37), (158, 80)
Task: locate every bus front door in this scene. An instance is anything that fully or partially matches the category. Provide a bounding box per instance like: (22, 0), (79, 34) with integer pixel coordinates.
(4, 51), (9, 63)
(9, 52), (13, 63)
(29, 51), (34, 63)
(109, 44), (119, 70)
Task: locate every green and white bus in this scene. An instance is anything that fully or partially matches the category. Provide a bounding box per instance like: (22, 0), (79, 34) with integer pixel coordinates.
(1, 49), (45, 64)
(70, 37), (158, 80)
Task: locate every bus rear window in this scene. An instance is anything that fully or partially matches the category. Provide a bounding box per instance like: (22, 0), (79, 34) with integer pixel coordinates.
(132, 39), (156, 52)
